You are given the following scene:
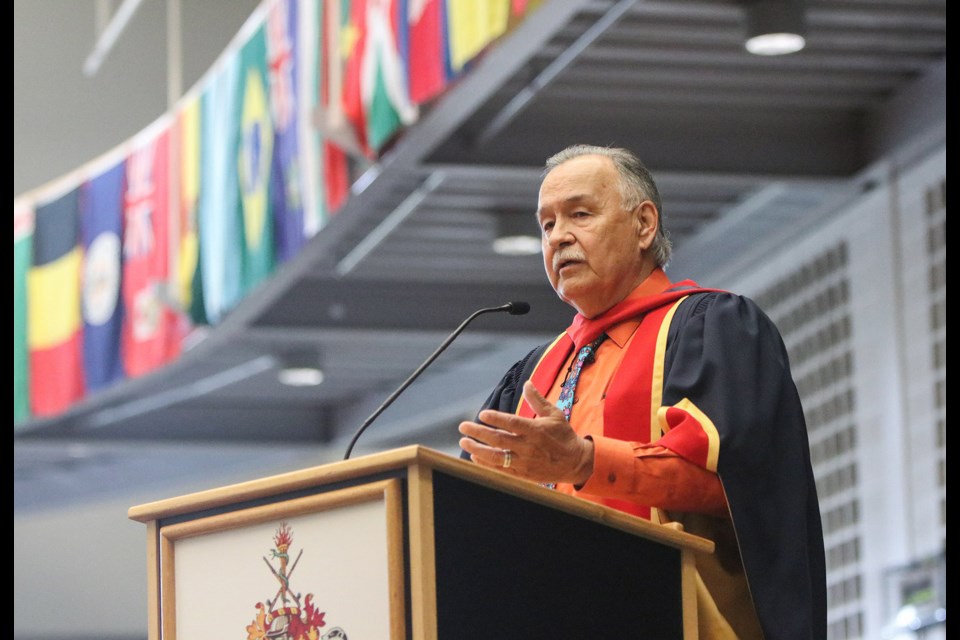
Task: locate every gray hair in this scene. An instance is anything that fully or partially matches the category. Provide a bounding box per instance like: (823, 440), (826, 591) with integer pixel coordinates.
(544, 144), (672, 267)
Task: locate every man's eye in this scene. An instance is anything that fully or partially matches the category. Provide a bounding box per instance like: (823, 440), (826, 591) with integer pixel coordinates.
(573, 210), (589, 218)
(542, 221), (554, 232)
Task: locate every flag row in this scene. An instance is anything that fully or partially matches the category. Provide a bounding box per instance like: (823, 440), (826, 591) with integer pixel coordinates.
(14, 0), (543, 423)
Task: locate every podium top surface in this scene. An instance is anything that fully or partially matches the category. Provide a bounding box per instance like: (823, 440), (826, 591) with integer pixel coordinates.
(128, 445), (713, 554)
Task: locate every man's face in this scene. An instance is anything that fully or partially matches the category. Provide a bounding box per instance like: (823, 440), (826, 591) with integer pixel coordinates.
(536, 155), (653, 318)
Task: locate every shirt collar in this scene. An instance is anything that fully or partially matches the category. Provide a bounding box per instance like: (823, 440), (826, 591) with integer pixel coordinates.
(566, 268), (688, 349)
(604, 269), (672, 348)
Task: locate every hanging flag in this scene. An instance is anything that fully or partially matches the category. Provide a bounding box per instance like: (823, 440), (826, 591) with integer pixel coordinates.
(237, 23), (276, 295)
(445, 0), (511, 75)
(316, 0), (359, 218)
(267, 0), (307, 263)
(14, 199), (35, 423)
(80, 159), (126, 392)
(28, 187), (85, 417)
(122, 125), (182, 377)
(324, 140), (350, 213)
(322, 0), (370, 158)
(174, 94), (207, 325)
(405, 0), (449, 104)
(297, 0), (328, 237)
(362, 0), (419, 152)
(199, 53), (244, 324)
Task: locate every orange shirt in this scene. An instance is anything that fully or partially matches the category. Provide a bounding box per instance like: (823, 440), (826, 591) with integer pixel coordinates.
(545, 273), (729, 519)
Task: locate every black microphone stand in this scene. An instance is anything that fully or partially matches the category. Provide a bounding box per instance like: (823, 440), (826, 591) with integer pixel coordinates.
(342, 302), (528, 460)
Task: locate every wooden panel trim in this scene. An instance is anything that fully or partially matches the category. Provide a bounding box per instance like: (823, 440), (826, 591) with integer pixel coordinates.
(145, 520), (160, 640)
(407, 463), (437, 640)
(159, 481), (392, 540)
(681, 550), (700, 640)
(129, 446), (424, 523)
(384, 479), (407, 640)
(160, 531), (177, 640)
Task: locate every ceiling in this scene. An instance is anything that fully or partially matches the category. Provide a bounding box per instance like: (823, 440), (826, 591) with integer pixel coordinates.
(14, 0), (946, 512)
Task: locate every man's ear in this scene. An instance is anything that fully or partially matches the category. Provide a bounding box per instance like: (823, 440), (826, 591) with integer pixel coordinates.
(634, 200), (659, 250)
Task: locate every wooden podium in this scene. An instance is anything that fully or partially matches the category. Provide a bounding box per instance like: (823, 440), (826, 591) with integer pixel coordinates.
(129, 445), (713, 639)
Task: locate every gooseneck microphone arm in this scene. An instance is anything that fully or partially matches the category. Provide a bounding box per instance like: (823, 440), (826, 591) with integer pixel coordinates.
(342, 301), (530, 460)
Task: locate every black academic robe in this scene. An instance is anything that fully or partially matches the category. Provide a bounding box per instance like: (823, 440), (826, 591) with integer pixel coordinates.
(469, 291), (827, 639)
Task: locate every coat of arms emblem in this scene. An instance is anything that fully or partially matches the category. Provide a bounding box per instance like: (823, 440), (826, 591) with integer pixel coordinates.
(244, 521), (348, 640)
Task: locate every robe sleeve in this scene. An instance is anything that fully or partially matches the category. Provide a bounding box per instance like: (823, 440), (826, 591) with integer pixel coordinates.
(658, 291), (827, 640)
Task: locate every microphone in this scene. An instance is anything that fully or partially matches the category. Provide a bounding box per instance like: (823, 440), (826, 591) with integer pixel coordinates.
(343, 301), (530, 460)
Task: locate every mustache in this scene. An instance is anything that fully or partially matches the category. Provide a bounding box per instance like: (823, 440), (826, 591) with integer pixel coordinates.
(553, 251), (585, 270)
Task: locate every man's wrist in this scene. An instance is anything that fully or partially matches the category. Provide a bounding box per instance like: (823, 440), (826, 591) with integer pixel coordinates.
(573, 436), (595, 487)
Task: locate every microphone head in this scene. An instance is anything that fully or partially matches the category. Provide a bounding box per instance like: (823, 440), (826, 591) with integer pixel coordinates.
(507, 301), (531, 315)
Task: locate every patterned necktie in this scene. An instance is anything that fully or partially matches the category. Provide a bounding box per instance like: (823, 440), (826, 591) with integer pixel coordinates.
(556, 334), (608, 421)
(542, 334), (607, 491)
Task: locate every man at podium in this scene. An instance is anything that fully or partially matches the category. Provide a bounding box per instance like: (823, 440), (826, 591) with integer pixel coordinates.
(459, 144), (826, 639)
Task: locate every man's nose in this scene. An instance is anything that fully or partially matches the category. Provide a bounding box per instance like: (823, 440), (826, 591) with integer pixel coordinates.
(547, 219), (574, 248)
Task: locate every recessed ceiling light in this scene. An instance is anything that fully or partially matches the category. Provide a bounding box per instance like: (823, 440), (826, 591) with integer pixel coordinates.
(743, 1), (806, 56)
(278, 367), (324, 387)
(492, 235), (541, 256)
(745, 33), (805, 56)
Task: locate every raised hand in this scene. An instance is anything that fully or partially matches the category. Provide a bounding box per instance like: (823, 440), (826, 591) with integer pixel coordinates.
(458, 380), (594, 485)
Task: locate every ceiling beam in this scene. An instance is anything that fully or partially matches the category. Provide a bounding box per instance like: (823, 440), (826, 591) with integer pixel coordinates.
(253, 277), (573, 333)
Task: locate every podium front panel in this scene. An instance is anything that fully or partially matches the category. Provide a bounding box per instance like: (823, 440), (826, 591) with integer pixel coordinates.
(429, 471), (684, 639)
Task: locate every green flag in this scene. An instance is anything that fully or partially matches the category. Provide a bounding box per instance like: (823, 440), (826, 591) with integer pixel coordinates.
(14, 199), (34, 424)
